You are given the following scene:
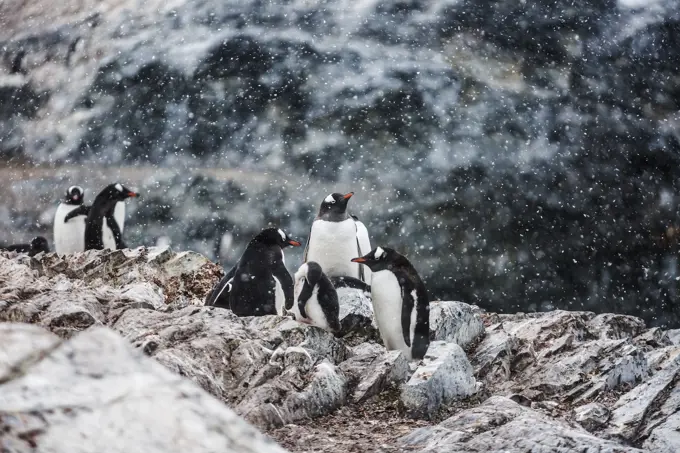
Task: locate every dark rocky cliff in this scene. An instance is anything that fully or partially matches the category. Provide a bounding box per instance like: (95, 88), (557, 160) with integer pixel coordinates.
(1, 0), (680, 325)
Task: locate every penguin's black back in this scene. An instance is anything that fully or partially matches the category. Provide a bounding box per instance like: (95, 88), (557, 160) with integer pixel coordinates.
(299, 262), (340, 332)
(230, 242), (284, 316)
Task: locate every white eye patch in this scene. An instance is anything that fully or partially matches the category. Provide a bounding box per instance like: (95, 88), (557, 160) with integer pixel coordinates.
(115, 183), (123, 192)
(278, 229), (287, 242)
(324, 194), (335, 203)
(374, 247), (385, 259)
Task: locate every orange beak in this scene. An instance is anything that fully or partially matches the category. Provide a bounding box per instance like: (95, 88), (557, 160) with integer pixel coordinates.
(351, 257), (366, 263)
(288, 240), (301, 247)
(343, 192), (354, 199)
(127, 192), (139, 198)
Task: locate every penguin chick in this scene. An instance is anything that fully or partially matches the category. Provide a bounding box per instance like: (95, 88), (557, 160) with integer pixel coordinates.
(352, 246), (430, 360)
(292, 262), (341, 333)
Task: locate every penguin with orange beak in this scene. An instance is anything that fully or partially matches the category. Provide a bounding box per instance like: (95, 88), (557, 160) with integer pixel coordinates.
(303, 192), (373, 285)
(352, 246), (430, 360)
(205, 227), (301, 316)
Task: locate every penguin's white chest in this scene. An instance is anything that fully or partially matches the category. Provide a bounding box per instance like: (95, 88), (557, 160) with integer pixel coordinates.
(54, 204), (85, 255)
(292, 279), (330, 330)
(371, 270), (413, 360)
(306, 219), (360, 279)
(273, 275), (285, 316)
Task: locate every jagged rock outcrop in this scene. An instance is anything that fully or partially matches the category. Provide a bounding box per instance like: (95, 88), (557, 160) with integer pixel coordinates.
(4, 249), (680, 452)
(0, 323), (289, 453)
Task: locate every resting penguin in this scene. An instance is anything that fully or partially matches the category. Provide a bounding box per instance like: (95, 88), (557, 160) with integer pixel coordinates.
(80, 183), (138, 250)
(1, 236), (49, 256)
(352, 246), (430, 360)
(54, 185), (86, 255)
(303, 192), (372, 284)
(205, 227), (301, 316)
(291, 261), (341, 332)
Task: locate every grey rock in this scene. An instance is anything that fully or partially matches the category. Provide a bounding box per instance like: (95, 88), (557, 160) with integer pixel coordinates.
(667, 329), (680, 346)
(586, 313), (646, 340)
(336, 286), (377, 338)
(340, 343), (411, 403)
(399, 396), (645, 453)
(607, 355), (680, 441)
(401, 341), (477, 418)
(429, 301), (485, 349)
(574, 402), (610, 432)
(0, 324), (289, 453)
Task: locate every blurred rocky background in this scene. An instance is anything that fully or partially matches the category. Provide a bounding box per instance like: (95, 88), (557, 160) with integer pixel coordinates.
(1, 0), (680, 326)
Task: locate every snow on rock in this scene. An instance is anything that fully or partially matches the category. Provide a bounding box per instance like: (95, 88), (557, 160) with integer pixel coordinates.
(399, 396), (646, 453)
(573, 402), (610, 432)
(336, 286), (377, 338)
(429, 301), (485, 348)
(0, 323), (289, 453)
(400, 341), (477, 418)
(340, 343), (411, 403)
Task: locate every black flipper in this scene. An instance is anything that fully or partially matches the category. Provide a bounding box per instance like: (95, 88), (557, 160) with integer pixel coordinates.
(273, 260), (295, 311)
(297, 279), (314, 319)
(105, 214), (126, 249)
(411, 282), (431, 360)
(330, 276), (371, 292)
(350, 217), (365, 282)
(400, 276), (415, 348)
(302, 224), (313, 262)
(205, 265), (236, 307)
(64, 205), (90, 222)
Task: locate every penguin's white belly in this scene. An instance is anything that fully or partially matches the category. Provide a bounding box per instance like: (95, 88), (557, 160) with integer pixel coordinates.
(306, 219), (360, 279)
(371, 270), (413, 360)
(273, 275), (285, 316)
(54, 204), (85, 255)
(103, 202), (126, 250)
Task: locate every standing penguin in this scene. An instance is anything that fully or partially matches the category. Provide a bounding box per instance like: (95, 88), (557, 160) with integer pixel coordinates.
(304, 192), (372, 283)
(1, 236), (49, 256)
(205, 228), (301, 316)
(291, 261), (341, 332)
(352, 247), (430, 360)
(54, 185), (87, 255)
(81, 183), (138, 250)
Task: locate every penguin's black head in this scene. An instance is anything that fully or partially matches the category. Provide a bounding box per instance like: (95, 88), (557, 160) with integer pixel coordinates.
(30, 236), (49, 253)
(299, 261), (324, 285)
(255, 227), (301, 248)
(65, 185), (84, 205)
(98, 183), (140, 203)
(351, 246), (401, 272)
(318, 192), (354, 219)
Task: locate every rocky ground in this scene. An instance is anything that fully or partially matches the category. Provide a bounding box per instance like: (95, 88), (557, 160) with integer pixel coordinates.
(2, 247), (680, 452)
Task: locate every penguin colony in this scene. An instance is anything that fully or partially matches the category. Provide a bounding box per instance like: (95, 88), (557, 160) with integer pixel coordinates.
(1, 182), (139, 256)
(1, 186), (430, 361)
(206, 191), (431, 361)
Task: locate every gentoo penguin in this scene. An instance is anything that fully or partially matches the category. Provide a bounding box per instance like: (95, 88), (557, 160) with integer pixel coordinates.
(82, 183), (138, 250)
(291, 262), (341, 332)
(352, 247), (430, 360)
(102, 201), (126, 251)
(304, 192), (372, 284)
(205, 227), (301, 316)
(53, 185), (86, 255)
(1, 236), (49, 256)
